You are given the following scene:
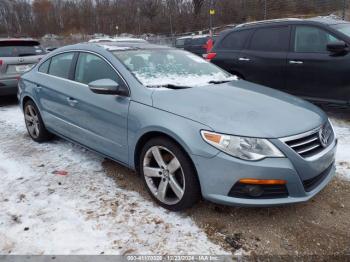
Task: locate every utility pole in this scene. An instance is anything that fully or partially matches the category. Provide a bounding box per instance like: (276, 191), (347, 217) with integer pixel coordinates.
(209, 0), (214, 37)
(137, 7), (141, 36)
(342, 0), (346, 20)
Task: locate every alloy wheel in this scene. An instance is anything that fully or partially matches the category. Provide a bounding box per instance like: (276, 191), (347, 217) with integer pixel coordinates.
(24, 105), (40, 139)
(143, 146), (185, 205)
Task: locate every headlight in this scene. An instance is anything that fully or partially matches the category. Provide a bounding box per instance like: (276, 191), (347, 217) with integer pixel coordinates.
(201, 130), (284, 161)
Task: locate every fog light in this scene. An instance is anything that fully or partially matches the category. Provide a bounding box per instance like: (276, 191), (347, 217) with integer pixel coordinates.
(243, 185), (264, 197)
(239, 178), (287, 185)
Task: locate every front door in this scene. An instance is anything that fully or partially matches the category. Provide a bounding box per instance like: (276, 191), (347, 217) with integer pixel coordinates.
(62, 52), (130, 164)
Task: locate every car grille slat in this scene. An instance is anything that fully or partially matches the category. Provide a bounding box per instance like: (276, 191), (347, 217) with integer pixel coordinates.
(282, 121), (334, 158)
(289, 136), (318, 148)
(296, 144), (321, 155)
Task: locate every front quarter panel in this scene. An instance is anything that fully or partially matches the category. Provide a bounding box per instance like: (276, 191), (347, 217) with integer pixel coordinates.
(128, 101), (220, 169)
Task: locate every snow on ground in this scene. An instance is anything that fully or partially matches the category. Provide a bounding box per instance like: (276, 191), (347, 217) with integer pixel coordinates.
(0, 104), (350, 255)
(0, 105), (225, 255)
(330, 117), (350, 180)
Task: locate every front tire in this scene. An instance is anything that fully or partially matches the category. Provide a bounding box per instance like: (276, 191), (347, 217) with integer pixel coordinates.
(139, 137), (201, 211)
(24, 100), (52, 142)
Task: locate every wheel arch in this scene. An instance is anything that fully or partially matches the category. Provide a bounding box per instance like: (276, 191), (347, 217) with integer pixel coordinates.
(134, 131), (193, 172)
(133, 131), (202, 195)
(21, 95), (38, 110)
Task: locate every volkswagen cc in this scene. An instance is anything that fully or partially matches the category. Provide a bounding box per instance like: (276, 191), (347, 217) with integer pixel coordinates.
(18, 42), (337, 211)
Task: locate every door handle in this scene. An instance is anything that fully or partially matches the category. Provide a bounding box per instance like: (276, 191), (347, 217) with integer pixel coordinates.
(239, 57), (251, 61)
(66, 97), (78, 106)
(289, 60), (303, 65)
(35, 84), (42, 91)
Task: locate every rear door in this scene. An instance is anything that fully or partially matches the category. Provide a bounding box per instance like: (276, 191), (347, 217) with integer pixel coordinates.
(285, 25), (350, 102)
(0, 40), (45, 77)
(35, 52), (78, 139)
(211, 29), (253, 76)
(238, 26), (290, 90)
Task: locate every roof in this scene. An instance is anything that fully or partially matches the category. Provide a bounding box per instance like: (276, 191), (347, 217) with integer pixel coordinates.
(88, 37), (147, 43)
(0, 38), (37, 42)
(94, 42), (171, 51)
(236, 18), (302, 28)
(235, 17), (349, 29)
(176, 34), (211, 40)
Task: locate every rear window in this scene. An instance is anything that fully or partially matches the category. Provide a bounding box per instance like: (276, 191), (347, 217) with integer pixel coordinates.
(191, 37), (209, 45)
(0, 41), (45, 57)
(38, 59), (51, 74)
(249, 26), (290, 52)
(219, 30), (252, 50)
(48, 52), (74, 79)
(176, 39), (186, 46)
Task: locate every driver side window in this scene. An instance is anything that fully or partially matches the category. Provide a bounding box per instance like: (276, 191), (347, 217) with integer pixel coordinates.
(74, 52), (123, 85)
(294, 26), (340, 53)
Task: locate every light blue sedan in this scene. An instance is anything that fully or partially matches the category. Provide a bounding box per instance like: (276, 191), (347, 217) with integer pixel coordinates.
(18, 42), (337, 211)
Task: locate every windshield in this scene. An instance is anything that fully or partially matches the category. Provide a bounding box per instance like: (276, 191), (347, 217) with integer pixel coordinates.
(113, 49), (235, 87)
(331, 23), (350, 38)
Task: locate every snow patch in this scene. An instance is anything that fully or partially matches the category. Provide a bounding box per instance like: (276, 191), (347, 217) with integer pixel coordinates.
(0, 105), (225, 255)
(330, 118), (350, 180)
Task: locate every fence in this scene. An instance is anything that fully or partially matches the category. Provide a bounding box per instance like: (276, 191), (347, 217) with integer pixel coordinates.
(26, 0), (350, 48)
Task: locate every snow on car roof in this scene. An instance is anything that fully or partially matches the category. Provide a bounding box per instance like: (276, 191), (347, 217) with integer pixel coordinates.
(89, 37), (147, 43)
(96, 44), (135, 51)
(96, 42), (171, 51)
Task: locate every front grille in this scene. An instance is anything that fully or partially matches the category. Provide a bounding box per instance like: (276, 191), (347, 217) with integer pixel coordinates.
(228, 183), (289, 199)
(283, 121), (334, 158)
(303, 163), (333, 192)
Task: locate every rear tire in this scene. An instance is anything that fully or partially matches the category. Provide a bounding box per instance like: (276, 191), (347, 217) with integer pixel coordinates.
(139, 137), (201, 211)
(24, 100), (53, 142)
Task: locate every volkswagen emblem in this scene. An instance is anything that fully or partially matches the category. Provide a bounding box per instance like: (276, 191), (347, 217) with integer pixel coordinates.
(319, 125), (331, 148)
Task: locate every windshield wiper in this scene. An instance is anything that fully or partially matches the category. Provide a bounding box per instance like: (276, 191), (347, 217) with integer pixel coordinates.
(208, 80), (232, 84)
(148, 84), (191, 90)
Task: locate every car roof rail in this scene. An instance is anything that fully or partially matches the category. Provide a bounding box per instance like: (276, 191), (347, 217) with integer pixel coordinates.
(236, 18), (302, 28)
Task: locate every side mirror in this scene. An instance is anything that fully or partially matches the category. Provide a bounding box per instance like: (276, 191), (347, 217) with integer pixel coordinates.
(327, 41), (348, 55)
(88, 79), (127, 96)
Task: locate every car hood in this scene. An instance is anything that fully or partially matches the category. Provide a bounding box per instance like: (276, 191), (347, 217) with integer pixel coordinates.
(151, 80), (327, 138)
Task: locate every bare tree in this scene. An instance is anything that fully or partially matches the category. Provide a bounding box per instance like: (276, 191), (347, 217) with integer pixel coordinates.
(0, 0), (348, 38)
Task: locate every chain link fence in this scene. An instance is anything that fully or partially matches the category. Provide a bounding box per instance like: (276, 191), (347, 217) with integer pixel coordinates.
(19, 0), (350, 48)
(234, 0), (349, 22)
(147, 0), (350, 46)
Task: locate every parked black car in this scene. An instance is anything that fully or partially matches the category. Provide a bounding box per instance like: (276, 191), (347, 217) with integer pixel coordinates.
(208, 18), (350, 105)
(175, 35), (217, 57)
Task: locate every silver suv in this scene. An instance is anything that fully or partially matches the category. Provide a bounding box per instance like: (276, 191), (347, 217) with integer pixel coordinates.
(0, 39), (45, 96)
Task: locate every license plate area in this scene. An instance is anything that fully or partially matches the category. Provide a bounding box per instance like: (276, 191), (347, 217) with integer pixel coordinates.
(15, 64), (34, 73)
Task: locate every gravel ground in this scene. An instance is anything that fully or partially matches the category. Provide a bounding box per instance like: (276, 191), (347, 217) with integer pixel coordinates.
(0, 96), (350, 257)
(103, 104), (350, 256)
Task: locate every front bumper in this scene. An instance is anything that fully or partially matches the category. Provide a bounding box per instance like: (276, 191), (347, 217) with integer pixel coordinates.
(192, 139), (337, 207)
(0, 77), (18, 96)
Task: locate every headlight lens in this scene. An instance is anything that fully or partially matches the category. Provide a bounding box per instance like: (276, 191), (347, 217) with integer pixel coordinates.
(201, 130), (284, 161)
